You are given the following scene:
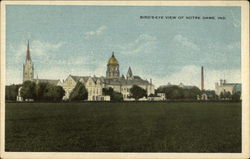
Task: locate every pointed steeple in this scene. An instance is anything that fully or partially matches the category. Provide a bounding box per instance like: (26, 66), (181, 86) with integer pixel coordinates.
(26, 40), (31, 61)
(23, 40), (34, 82)
(112, 51), (114, 57)
(127, 66), (133, 79)
(128, 66), (132, 75)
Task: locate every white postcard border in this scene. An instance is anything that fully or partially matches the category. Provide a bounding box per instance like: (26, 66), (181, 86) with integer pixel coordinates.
(0, 1), (249, 159)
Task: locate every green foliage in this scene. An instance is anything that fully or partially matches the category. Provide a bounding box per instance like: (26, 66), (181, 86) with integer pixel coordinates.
(69, 82), (88, 101)
(232, 92), (241, 101)
(19, 81), (65, 102)
(220, 91), (232, 100)
(225, 91), (232, 99)
(5, 84), (21, 101)
(102, 87), (113, 96)
(203, 90), (218, 100)
(102, 87), (123, 101)
(44, 84), (65, 101)
(35, 82), (49, 101)
(20, 81), (36, 100)
(112, 92), (123, 102)
(130, 85), (147, 100)
(156, 85), (201, 100)
(220, 92), (225, 99)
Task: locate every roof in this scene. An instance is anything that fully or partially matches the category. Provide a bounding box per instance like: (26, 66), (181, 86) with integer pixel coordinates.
(223, 83), (241, 86)
(133, 76), (141, 80)
(107, 52), (119, 66)
(35, 79), (60, 85)
(223, 83), (241, 92)
(104, 77), (150, 86)
(127, 67), (133, 77)
(67, 75), (152, 86)
(70, 75), (89, 83)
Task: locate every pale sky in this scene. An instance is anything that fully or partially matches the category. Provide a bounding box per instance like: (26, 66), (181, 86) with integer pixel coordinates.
(6, 5), (241, 90)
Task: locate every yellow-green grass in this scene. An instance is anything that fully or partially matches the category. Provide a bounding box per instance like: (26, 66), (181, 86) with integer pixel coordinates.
(5, 102), (241, 152)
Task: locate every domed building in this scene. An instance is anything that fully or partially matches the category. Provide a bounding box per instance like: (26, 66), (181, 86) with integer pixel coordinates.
(60, 52), (155, 101)
(106, 52), (120, 78)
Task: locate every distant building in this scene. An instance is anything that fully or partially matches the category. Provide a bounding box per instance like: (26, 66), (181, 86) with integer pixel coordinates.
(19, 41), (61, 101)
(215, 79), (241, 96)
(23, 41), (34, 82)
(23, 41), (61, 85)
(197, 94), (208, 100)
(61, 53), (155, 101)
(148, 93), (166, 101)
(20, 42), (155, 101)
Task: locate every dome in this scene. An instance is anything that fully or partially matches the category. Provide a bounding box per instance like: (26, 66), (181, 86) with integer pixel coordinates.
(107, 52), (119, 66)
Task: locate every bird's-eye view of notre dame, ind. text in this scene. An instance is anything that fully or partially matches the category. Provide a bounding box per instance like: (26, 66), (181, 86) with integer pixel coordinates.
(1, 1), (250, 159)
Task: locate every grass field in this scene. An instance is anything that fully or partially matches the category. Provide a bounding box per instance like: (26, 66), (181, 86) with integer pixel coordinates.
(5, 102), (241, 152)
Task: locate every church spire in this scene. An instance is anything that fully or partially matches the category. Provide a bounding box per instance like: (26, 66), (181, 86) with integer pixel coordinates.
(23, 40), (34, 82)
(127, 66), (133, 80)
(26, 40), (31, 61)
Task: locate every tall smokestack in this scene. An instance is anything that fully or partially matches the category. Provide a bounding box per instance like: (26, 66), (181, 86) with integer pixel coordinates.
(201, 66), (204, 90)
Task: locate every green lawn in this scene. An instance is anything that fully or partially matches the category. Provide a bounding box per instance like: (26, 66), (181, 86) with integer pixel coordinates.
(5, 102), (241, 152)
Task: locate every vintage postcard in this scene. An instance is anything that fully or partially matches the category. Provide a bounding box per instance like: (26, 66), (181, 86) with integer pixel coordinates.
(0, 1), (249, 159)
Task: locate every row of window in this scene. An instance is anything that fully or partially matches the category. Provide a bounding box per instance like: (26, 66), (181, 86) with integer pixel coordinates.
(89, 88), (102, 96)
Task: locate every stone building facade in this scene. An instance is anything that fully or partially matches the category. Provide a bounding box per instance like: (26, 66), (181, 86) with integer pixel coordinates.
(22, 41), (61, 85)
(23, 41), (34, 82)
(61, 53), (155, 101)
(215, 79), (241, 96)
(21, 41), (155, 101)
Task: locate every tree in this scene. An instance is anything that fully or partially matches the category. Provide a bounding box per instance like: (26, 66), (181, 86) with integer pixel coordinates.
(130, 85), (147, 100)
(220, 92), (225, 100)
(69, 82), (88, 101)
(232, 92), (241, 101)
(112, 92), (123, 102)
(35, 82), (48, 101)
(44, 84), (65, 101)
(203, 90), (217, 100)
(102, 87), (114, 96)
(102, 87), (123, 101)
(53, 86), (65, 101)
(224, 91), (232, 100)
(5, 84), (20, 101)
(156, 85), (201, 100)
(20, 81), (36, 100)
(188, 87), (201, 99)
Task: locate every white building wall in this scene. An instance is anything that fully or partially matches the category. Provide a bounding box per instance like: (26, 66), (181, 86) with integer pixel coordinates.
(61, 76), (77, 100)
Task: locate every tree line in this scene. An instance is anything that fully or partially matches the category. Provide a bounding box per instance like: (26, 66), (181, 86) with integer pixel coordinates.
(20, 81), (65, 101)
(5, 81), (148, 102)
(156, 85), (241, 101)
(156, 85), (204, 100)
(5, 81), (241, 102)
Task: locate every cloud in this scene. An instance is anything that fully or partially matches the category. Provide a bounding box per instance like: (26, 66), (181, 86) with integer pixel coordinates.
(31, 40), (62, 56)
(135, 65), (241, 90)
(84, 25), (107, 39)
(8, 40), (63, 64)
(150, 65), (241, 90)
(117, 34), (157, 54)
(173, 34), (200, 51)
